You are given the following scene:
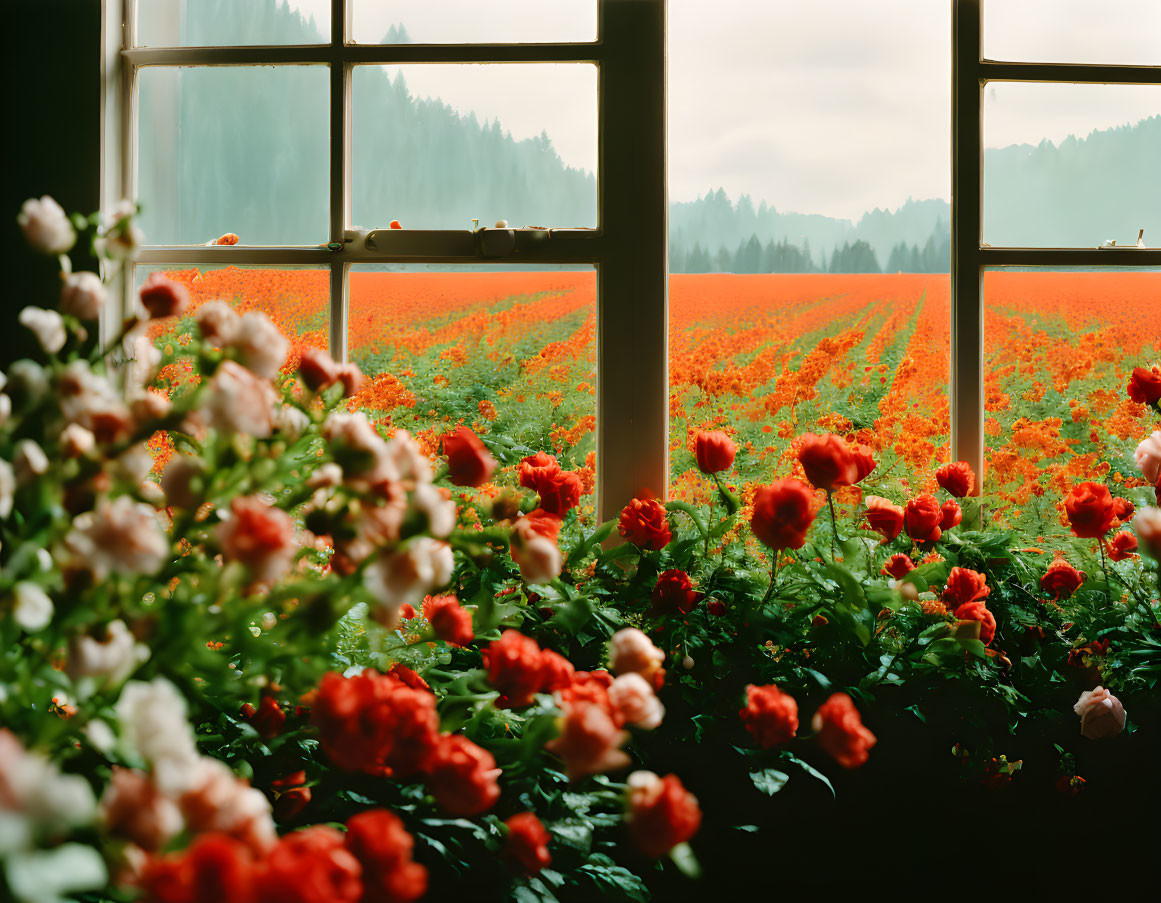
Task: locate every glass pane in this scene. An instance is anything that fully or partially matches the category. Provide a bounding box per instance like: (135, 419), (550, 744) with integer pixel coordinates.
(348, 266), (597, 508)
(136, 0), (330, 47)
(351, 0), (597, 44)
(137, 66), (329, 245)
(982, 269), (1161, 538)
(984, 0), (1161, 65)
(351, 64), (598, 230)
(983, 84), (1160, 248)
(668, 274), (950, 507)
(134, 265), (330, 473)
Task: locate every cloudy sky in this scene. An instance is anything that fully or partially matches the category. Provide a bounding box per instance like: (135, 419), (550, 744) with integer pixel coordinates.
(287, 0), (1161, 221)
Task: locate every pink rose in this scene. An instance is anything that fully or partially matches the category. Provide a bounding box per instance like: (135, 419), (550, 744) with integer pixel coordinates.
(99, 768), (182, 852)
(217, 496), (297, 587)
(608, 672), (665, 729)
(205, 361), (276, 437)
(608, 628), (665, 686)
(1135, 431), (1161, 483)
(1133, 506), (1161, 558)
(1073, 686), (1126, 740)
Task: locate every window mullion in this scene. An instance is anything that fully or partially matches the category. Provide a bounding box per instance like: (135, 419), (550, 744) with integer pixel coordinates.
(330, 0), (350, 363)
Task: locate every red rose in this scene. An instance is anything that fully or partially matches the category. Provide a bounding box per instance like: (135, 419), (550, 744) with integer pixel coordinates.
(539, 649), (576, 692)
(903, 494), (943, 544)
(881, 553), (915, 579)
(422, 595), (474, 647)
(941, 567), (990, 608)
(626, 772), (702, 858)
(618, 498), (672, 550)
(935, 461), (975, 497)
(694, 430), (736, 474)
(217, 495), (297, 587)
(1040, 556), (1085, 599)
(297, 347), (339, 392)
(739, 684), (798, 748)
(260, 827), (362, 903)
(707, 599), (727, 616)
(441, 426), (496, 488)
(271, 771), (311, 822)
(556, 670), (618, 723)
(1112, 496), (1135, 524)
(651, 569), (701, 614)
(240, 696), (285, 741)
(811, 693), (877, 769)
(796, 433), (858, 492)
(863, 495), (904, 542)
(139, 272), (191, 319)
(504, 813), (552, 875)
(1106, 530), (1138, 562)
(850, 444), (876, 483)
(940, 499), (962, 530)
(384, 662), (430, 693)
(483, 630), (545, 708)
(1127, 366), (1161, 406)
(426, 735), (501, 816)
(545, 700), (630, 779)
(344, 810), (428, 903)
(518, 452), (582, 517)
(954, 599), (996, 646)
(1064, 482), (1116, 538)
(141, 833), (255, 903)
(751, 479), (817, 550)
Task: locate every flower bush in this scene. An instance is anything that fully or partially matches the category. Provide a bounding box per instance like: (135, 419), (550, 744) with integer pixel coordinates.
(3, 198), (1161, 901)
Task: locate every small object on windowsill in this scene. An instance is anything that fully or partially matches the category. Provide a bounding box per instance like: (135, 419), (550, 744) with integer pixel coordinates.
(203, 233), (239, 246)
(389, 220), (402, 230)
(1100, 239), (1117, 248)
(1100, 230), (1147, 250)
(495, 219), (509, 228)
(1138, 229), (1147, 249)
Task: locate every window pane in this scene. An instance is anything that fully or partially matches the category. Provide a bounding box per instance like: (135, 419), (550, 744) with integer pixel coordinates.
(982, 269), (1161, 537)
(136, 0), (330, 47)
(983, 84), (1160, 248)
(348, 266), (597, 507)
(351, 0), (597, 44)
(669, 274), (951, 505)
(984, 0), (1161, 65)
(135, 265), (330, 472)
(351, 65), (597, 230)
(137, 66), (329, 245)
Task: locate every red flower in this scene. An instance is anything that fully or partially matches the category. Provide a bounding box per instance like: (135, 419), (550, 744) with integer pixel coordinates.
(651, 569), (701, 614)
(260, 827), (362, 903)
(863, 496), (904, 542)
(298, 347), (339, 392)
(310, 670), (439, 777)
(483, 630), (545, 708)
(545, 700), (630, 779)
(518, 452), (581, 517)
(1112, 497), (1135, 524)
(694, 430), (736, 474)
(1040, 556), (1085, 599)
(1127, 366), (1161, 406)
(1107, 530), (1138, 562)
(539, 649), (576, 692)
(389, 220), (402, 229)
(426, 735), (501, 816)
(240, 696), (285, 741)
(217, 495), (297, 586)
(881, 553), (915, 580)
(141, 834), (255, 903)
(941, 567), (990, 608)
(140, 272), (191, 319)
(954, 599), (996, 646)
(384, 662), (430, 693)
(1064, 482), (1116, 539)
(903, 494), (943, 544)
(739, 684), (798, 748)
(504, 813), (552, 875)
(850, 444), (876, 483)
(422, 595), (474, 647)
(940, 499), (962, 530)
(626, 772), (702, 858)
(215, 233), (240, 245)
(618, 498), (672, 550)
(344, 810), (428, 903)
(935, 461), (975, 498)
(271, 771), (311, 822)
(707, 599), (727, 616)
(811, 693), (877, 769)
(750, 479), (816, 550)
(441, 426), (496, 488)
(796, 433), (858, 492)
(556, 670), (617, 722)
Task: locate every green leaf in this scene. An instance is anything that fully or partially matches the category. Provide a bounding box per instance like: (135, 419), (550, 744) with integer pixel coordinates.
(669, 842), (703, 878)
(749, 767), (791, 796)
(567, 519), (617, 567)
(782, 753), (836, 798)
(576, 864), (650, 903)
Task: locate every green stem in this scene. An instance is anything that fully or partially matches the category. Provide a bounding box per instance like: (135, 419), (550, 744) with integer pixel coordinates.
(1098, 539), (1112, 606)
(760, 554), (780, 607)
(826, 490), (838, 562)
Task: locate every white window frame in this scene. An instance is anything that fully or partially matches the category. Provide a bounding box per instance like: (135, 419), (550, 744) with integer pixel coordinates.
(950, 0), (1161, 487)
(101, 0), (668, 522)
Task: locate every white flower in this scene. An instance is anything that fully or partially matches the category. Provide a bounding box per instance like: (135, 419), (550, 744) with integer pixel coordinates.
(0, 459), (13, 519)
(128, 334), (162, 391)
(179, 758), (276, 852)
(65, 496), (169, 578)
(18, 196), (76, 255)
(306, 463), (343, 489)
(5, 843), (108, 903)
(204, 360), (276, 437)
(57, 360), (132, 440)
(59, 272), (107, 320)
(364, 538), (454, 626)
(18, 307), (66, 354)
(609, 628), (666, 682)
(12, 583), (53, 632)
(322, 410), (397, 484)
(608, 672), (665, 729)
(114, 444), (154, 486)
(95, 200), (144, 261)
(0, 730), (97, 856)
(8, 360), (48, 404)
(1073, 685), (1127, 739)
(13, 440), (49, 483)
(0, 394), (10, 428)
(273, 403), (310, 439)
(412, 482), (456, 537)
(1134, 506), (1161, 559)
(67, 620), (149, 689)
(195, 300), (240, 345)
(60, 423), (95, 458)
(509, 513), (563, 585)
(231, 311), (289, 380)
(114, 679), (201, 796)
(384, 428), (434, 484)
(1135, 431), (1161, 484)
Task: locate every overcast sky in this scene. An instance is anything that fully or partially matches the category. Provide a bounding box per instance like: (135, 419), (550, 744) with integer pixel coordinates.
(290, 0), (1161, 221)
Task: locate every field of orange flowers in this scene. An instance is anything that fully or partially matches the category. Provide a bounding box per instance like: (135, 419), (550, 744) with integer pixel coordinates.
(147, 267), (1161, 541)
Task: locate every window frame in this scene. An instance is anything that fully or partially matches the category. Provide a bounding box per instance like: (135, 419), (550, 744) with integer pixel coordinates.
(100, 0), (668, 522)
(950, 0), (1161, 493)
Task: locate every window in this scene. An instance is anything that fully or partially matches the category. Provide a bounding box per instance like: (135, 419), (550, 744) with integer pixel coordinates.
(102, 0), (665, 520)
